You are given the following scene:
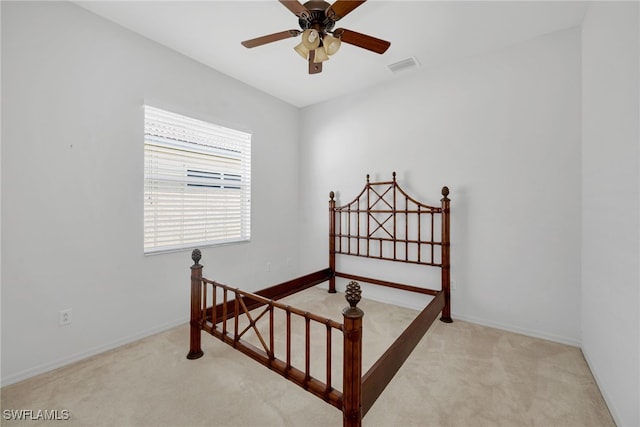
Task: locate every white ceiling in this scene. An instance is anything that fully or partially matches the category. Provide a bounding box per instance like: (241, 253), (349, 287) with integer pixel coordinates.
(75, 1), (589, 107)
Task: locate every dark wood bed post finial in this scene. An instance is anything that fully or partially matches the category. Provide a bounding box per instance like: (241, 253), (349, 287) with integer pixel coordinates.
(342, 281), (364, 427)
(329, 191), (337, 293)
(440, 187), (453, 323)
(187, 249), (204, 359)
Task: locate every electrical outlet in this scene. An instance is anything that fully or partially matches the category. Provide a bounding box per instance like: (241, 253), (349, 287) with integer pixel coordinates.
(59, 309), (72, 326)
(266, 262), (272, 272)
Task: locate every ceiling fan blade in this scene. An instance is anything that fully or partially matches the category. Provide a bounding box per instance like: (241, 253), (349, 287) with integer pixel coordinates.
(326, 0), (366, 21)
(308, 50), (323, 74)
(241, 30), (301, 48)
(279, 1), (311, 19)
(334, 28), (390, 54)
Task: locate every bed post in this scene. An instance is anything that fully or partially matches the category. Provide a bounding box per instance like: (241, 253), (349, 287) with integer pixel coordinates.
(329, 191), (337, 293)
(187, 249), (204, 359)
(342, 281), (363, 427)
(440, 187), (453, 323)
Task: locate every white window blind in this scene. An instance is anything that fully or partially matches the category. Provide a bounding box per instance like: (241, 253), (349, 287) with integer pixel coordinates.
(144, 106), (251, 254)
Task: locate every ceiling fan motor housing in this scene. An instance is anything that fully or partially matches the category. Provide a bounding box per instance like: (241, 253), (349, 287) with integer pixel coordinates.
(298, 1), (335, 34)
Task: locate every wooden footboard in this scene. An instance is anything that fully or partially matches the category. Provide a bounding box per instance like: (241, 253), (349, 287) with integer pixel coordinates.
(187, 249), (365, 423)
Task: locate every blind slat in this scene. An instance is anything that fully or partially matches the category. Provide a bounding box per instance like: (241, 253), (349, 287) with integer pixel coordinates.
(144, 106), (251, 253)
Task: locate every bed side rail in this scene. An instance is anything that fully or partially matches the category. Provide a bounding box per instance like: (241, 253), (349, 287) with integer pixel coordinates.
(360, 290), (445, 416)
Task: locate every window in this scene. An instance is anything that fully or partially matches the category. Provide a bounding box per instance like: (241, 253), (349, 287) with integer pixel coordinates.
(144, 106), (251, 254)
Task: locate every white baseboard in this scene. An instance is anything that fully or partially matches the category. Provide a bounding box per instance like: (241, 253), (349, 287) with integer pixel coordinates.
(445, 313), (581, 347)
(1, 316), (188, 388)
(581, 350), (622, 427)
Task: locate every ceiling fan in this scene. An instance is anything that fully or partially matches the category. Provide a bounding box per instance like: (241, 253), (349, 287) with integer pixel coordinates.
(241, 0), (391, 74)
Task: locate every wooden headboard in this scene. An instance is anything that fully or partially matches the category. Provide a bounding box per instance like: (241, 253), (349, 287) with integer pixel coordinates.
(328, 172), (450, 309)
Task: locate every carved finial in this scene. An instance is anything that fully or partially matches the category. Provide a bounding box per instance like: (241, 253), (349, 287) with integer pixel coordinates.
(345, 281), (362, 308)
(191, 248), (202, 266)
(329, 191), (335, 200)
(441, 186), (450, 199)
(366, 174), (370, 183)
(392, 171), (396, 181)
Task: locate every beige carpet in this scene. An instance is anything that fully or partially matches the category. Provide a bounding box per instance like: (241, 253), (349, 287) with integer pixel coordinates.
(1, 288), (614, 427)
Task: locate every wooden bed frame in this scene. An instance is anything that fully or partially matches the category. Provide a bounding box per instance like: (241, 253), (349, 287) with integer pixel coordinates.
(187, 173), (451, 427)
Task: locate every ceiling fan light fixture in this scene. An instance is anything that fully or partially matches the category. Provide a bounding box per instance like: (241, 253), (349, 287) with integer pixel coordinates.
(323, 34), (341, 55)
(294, 42), (309, 59)
(301, 29), (320, 49)
(240, 1), (390, 75)
(313, 46), (329, 63)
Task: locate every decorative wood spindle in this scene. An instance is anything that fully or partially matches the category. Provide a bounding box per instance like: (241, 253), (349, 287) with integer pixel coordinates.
(440, 186), (453, 323)
(329, 191), (337, 293)
(187, 249), (204, 359)
(342, 281), (364, 427)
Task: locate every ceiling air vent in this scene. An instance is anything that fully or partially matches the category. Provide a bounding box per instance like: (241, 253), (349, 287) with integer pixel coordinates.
(388, 57), (420, 73)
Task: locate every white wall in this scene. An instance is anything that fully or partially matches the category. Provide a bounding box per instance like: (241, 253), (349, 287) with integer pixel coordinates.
(1, 1), (301, 385)
(299, 28), (582, 345)
(581, 3), (640, 426)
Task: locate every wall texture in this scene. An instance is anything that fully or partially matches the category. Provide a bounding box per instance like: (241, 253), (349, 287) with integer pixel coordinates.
(1, 1), (301, 385)
(581, 3), (640, 426)
(299, 27), (583, 345)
